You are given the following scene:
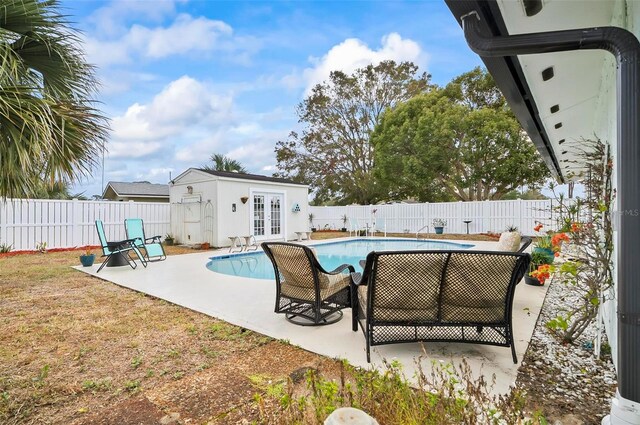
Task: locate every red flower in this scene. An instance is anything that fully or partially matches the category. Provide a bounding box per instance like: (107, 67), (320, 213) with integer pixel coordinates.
(534, 224), (543, 232)
(554, 252), (560, 257)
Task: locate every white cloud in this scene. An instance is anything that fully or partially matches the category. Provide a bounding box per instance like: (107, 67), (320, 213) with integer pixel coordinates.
(87, 0), (182, 37)
(291, 33), (426, 94)
(128, 14), (233, 59)
(107, 76), (233, 159)
(84, 14), (238, 67)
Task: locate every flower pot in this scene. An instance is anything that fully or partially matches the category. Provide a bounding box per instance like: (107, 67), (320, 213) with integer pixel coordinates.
(434, 227), (444, 235)
(341, 228), (347, 232)
(525, 274), (544, 286)
(80, 254), (95, 267)
(311, 228), (317, 232)
(164, 239), (174, 246)
(533, 247), (554, 263)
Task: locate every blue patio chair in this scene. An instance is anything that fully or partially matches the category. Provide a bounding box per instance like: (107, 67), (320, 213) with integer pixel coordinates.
(95, 220), (147, 273)
(124, 218), (167, 262)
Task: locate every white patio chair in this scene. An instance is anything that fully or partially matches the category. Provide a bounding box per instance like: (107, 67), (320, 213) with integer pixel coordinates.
(372, 218), (387, 237)
(348, 218), (362, 237)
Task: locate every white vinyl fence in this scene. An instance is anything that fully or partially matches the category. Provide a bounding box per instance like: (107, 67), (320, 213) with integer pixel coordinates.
(0, 199), (170, 251)
(310, 199), (557, 235)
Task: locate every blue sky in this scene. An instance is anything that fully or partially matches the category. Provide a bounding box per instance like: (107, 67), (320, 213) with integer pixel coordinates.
(64, 0), (483, 198)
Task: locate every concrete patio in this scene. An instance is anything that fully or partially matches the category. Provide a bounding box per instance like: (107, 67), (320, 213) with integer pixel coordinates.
(75, 237), (548, 395)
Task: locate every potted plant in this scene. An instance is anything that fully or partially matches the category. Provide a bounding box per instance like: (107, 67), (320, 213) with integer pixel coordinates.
(499, 225), (522, 251)
(432, 218), (447, 234)
(164, 234), (175, 246)
(309, 213), (317, 232)
(341, 214), (348, 232)
(525, 250), (553, 286)
(79, 247), (96, 267)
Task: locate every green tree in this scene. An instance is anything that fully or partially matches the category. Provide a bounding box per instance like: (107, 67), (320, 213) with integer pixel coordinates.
(0, 0), (108, 198)
(373, 68), (549, 201)
(275, 60), (431, 204)
(30, 179), (87, 200)
(201, 153), (247, 173)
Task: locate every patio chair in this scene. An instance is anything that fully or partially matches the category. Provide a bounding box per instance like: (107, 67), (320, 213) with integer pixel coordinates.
(262, 242), (354, 326)
(124, 218), (167, 262)
(372, 218), (387, 237)
(95, 220), (147, 273)
(352, 249), (530, 363)
(348, 218), (363, 237)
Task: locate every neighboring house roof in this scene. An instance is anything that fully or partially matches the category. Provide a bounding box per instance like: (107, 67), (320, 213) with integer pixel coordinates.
(103, 181), (170, 198)
(446, 0), (620, 182)
(174, 168), (307, 186)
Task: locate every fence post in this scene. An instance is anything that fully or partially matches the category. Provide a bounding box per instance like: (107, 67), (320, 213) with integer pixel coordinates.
(72, 198), (82, 247)
(457, 201), (463, 234)
(517, 199), (523, 232)
(0, 199), (6, 246)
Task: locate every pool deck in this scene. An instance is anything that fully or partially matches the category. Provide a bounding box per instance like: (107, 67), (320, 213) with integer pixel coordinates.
(75, 237), (548, 394)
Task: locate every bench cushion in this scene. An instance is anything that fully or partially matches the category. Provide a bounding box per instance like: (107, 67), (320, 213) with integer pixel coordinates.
(366, 253), (445, 322)
(440, 253), (518, 323)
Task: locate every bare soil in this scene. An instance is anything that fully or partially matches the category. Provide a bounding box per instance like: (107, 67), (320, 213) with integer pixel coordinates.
(0, 236), (614, 424)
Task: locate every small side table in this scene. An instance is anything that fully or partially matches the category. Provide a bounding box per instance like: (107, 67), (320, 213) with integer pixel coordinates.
(463, 220), (472, 234)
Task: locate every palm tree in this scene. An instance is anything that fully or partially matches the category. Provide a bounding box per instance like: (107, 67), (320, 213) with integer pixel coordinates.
(201, 153), (247, 173)
(0, 0), (108, 198)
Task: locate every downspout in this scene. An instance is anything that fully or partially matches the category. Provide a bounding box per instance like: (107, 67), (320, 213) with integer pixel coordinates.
(460, 11), (640, 424)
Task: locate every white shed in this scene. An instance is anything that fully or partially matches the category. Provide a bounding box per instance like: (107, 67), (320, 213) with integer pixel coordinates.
(169, 168), (309, 247)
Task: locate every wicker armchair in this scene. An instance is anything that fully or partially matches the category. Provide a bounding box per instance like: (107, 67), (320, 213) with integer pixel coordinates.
(352, 250), (530, 363)
(262, 242), (354, 326)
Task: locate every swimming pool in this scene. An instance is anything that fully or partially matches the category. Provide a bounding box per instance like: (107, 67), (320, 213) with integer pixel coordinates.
(206, 238), (474, 280)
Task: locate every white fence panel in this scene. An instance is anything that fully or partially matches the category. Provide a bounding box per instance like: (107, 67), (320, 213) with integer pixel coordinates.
(310, 199), (555, 235)
(0, 199), (170, 250)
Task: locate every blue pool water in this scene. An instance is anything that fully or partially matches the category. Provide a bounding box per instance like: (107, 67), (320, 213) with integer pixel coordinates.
(206, 238), (474, 280)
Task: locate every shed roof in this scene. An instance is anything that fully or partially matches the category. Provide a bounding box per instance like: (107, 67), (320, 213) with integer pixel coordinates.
(194, 168), (307, 186)
(103, 181), (170, 198)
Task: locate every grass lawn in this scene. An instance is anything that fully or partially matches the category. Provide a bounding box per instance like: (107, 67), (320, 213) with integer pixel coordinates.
(1, 233), (541, 424)
(1, 245), (334, 424)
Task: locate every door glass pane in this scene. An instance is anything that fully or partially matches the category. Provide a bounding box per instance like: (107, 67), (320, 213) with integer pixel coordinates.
(270, 197), (281, 235)
(253, 195), (264, 236)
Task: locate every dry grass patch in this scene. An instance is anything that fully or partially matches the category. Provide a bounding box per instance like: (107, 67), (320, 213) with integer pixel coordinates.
(0, 247), (274, 424)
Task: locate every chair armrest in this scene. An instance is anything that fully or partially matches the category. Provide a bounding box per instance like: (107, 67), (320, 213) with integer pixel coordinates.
(351, 272), (363, 285)
(329, 263), (355, 275)
(146, 235), (162, 243)
(107, 239), (138, 251)
(518, 236), (533, 253)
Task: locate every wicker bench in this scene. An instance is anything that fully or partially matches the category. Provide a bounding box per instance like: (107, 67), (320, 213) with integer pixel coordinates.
(352, 250), (530, 363)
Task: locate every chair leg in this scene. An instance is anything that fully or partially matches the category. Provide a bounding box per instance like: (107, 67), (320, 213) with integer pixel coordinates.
(510, 333), (518, 364)
(96, 255), (111, 273)
(131, 246), (147, 267)
(366, 337), (371, 363)
(351, 287), (358, 332)
(124, 251), (137, 270)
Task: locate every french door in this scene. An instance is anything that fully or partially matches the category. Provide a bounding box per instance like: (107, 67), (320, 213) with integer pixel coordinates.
(252, 192), (284, 240)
